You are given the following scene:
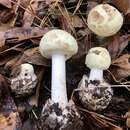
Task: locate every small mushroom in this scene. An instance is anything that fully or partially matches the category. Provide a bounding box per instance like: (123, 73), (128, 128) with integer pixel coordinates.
(39, 29), (83, 130)
(10, 63), (37, 97)
(87, 4), (123, 37)
(78, 47), (113, 111)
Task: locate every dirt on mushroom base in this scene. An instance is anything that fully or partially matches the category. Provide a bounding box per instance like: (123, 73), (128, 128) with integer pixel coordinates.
(39, 99), (83, 130)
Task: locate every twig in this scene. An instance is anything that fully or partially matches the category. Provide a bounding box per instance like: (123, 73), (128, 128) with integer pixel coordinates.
(73, 0), (83, 15)
(32, 109), (38, 119)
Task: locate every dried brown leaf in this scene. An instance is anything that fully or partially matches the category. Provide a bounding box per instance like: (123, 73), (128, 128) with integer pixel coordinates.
(0, 49), (21, 66)
(21, 119), (37, 130)
(73, 0), (83, 15)
(15, 47), (49, 67)
(0, 27), (49, 47)
(106, 34), (129, 60)
(45, 0), (57, 5)
(124, 111), (130, 128)
(0, 9), (15, 23)
(57, 8), (75, 33)
(13, 0), (32, 26)
(18, 0), (31, 8)
(23, 0), (39, 27)
(0, 0), (12, 8)
(0, 112), (20, 130)
(4, 55), (21, 72)
(100, 126), (123, 130)
(0, 23), (12, 31)
(0, 74), (21, 130)
(111, 54), (130, 80)
(71, 15), (85, 28)
(67, 0), (78, 4)
(73, 28), (93, 59)
(126, 118), (130, 128)
(111, 0), (130, 15)
(57, 7), (85, 33)
(86, 1), (98, 16)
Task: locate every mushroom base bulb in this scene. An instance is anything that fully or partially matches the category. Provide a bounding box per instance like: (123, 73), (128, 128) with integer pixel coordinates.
(78, 75), (113, 111)
(40, 99), (83, 130)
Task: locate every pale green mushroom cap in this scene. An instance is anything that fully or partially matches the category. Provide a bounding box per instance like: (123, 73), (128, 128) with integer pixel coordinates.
(20, 63), (35, 76)
(87, 4), (123, 37)
(39, 29), (78, 59)
(85, 47), (111, 70)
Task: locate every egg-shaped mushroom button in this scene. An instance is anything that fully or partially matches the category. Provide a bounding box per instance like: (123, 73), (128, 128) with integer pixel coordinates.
(87, 4), (123, 37)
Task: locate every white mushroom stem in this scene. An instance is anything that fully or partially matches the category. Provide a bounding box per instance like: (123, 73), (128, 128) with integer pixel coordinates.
(96, 36), (106, 44)
(89, 68), (103, 81)
(51, 53), (68, 106)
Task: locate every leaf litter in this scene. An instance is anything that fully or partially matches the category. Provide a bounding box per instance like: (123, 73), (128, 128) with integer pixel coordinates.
(0, 0), (130, 130)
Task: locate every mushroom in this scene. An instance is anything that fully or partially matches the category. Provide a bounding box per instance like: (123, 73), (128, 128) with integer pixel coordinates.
(10, 63), (37, 97)
(39, 29), (83, 130)
(87, 4), (123, 37)
(78, 47), (113, 111)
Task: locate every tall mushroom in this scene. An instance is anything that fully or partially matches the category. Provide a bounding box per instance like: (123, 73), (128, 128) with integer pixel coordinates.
(39, 29), (83, 130)
(87, 4), (123, 37)
(78, 47), (113, 111)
